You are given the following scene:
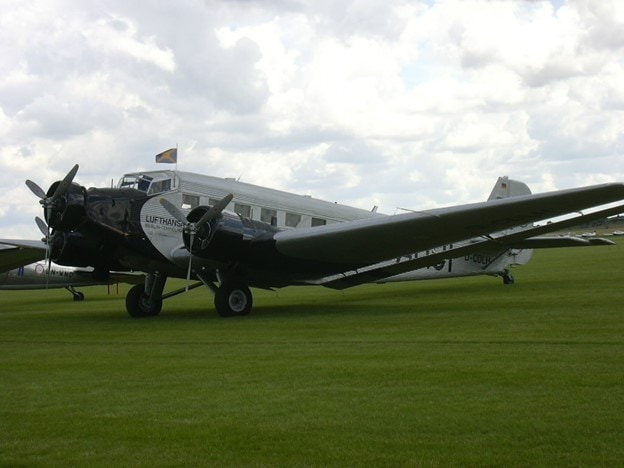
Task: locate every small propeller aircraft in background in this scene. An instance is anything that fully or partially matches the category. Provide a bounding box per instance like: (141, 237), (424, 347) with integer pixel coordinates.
(0, 245), (144, 300)
(3, 159), (624, 318)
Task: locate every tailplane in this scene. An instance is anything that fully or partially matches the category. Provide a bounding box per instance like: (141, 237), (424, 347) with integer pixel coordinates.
(487, 176), (531, 201)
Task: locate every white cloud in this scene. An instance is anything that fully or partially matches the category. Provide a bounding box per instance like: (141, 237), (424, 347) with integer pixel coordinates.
(84, 15), (177, 72)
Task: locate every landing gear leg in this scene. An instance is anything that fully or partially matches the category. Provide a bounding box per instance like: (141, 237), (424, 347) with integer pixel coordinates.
(502, 269), (515, 285)
(66, 286), (85, 301)
(125, 273), (166, 317)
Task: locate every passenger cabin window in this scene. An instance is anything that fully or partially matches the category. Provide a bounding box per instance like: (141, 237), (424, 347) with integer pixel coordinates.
(182, 194), (200, 209)
(285, 213), (302, 228)
(261, 208), (277, 225)
(311, 217), (327, 227)
(235, 203), (251, 218)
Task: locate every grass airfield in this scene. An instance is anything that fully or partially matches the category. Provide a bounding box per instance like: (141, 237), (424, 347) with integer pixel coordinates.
(1, 242), (623, 466)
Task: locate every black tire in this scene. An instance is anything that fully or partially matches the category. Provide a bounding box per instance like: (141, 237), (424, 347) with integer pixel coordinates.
(214, 282), (252, 317)
(73, 292), (85, 302)
(125, 284), (162, 318)
(503, 273), (515, 285)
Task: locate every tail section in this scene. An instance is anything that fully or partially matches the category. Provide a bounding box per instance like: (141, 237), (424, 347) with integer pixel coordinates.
(486, 176), (534, 279)
(487, 176), (531, 201)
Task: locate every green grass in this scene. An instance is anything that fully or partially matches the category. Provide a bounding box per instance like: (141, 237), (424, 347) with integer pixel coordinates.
(1, 242), (624, 466)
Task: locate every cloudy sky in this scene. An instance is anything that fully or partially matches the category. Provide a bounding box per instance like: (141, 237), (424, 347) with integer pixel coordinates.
(1, 0), (623, 238)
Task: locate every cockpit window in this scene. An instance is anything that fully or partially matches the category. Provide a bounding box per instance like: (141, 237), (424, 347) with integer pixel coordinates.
(117, 174), (172, 195)
(138, 176), (153, 192)
(148, 179), (171, 195)
(118, 175), (152, 191)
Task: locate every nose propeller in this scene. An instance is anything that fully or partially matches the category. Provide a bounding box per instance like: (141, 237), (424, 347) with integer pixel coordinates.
(25, 164), (80, 226)
(26, 180), (47, 199)
(160, 193), (233, 289)
(26, 165), (80, 286)
(35, 216), (48, 239)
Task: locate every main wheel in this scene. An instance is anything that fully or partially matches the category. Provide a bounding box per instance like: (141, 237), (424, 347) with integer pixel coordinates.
(502, 271), (515, 285)
(125, 284), (162, 318)
(214, 282), (252, 317)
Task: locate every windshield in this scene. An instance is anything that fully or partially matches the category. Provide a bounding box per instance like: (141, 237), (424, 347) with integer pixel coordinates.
(117, 174), (172, 195)
(118, 175), (153, 192)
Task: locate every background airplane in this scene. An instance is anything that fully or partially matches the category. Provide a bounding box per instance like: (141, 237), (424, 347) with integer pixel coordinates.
(4, 162), (624, 318)
(0, 243), (144, 300)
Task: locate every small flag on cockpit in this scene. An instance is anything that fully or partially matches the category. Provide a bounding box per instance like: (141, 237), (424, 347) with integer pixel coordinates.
(155, 148), (177, 164)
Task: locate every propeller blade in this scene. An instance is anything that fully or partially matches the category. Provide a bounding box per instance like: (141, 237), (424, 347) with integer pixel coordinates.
(159, 198), (188, 224)
(26, 180), (47, 199)
(35, 217), (48, 238)
(196, 193), (233, 229)
(51, 164), (79, 201)
(44, 227), (52, 289)
(186, 231), (194, 292)
(32, 215), (52, 288)
(46, 253), (52, 289)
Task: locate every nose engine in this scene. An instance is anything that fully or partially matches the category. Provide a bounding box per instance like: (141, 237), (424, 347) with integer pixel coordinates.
(26, 164), (85, 231)
(25, 164), (136, 272)
(44, 181), (86, 230)
(48, 230), (100, 267)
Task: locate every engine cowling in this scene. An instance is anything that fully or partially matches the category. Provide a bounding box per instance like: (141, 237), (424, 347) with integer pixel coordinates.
(182, 206), (278, 261)
(44, 181), (86, 230)
(182, 205), (220, 253)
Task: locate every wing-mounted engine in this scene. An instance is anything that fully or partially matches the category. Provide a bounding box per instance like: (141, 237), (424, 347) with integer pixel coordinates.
(182, 206), (278, 261)
(160, 194), (237, 258)
(160, 194), (279, 274)
(183, 205), (221, 254)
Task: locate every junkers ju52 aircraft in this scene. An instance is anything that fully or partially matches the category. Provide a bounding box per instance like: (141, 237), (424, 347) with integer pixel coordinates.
(6, 163), (624, 318)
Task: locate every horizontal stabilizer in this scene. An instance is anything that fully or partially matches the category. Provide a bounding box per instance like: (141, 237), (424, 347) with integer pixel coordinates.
(511, 235), (614, 249)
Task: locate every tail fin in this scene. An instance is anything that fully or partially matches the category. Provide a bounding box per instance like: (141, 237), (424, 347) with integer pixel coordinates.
(487, 176), (534, 268)
(487, 176), (531, 201)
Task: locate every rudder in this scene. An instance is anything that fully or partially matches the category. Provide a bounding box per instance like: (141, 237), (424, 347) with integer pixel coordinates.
(487, 176), (531, 201)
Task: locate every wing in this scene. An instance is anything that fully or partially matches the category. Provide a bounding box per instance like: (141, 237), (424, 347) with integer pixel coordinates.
(320, 202), (624, 289)
(0, 240), (47, 273)
(274, 182), (624, 266)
